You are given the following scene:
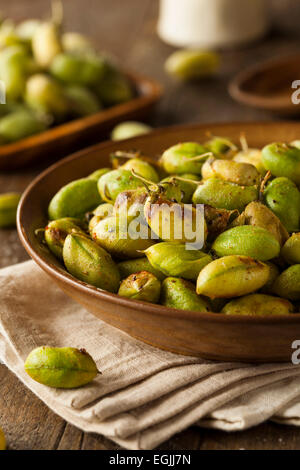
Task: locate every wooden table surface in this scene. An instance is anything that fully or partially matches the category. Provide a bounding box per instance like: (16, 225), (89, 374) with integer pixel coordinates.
(1, 0), (300, 450)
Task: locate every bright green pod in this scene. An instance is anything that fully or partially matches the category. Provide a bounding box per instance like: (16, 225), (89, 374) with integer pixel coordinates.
(261, 143), (300, 185)
(212, 226), (280, 261)
(65, 85), (101, 116)
(160, 142), (209, 175)
(192, 178), (258, 211)
(0, 110), (48, 142)
(0, 192), (21, 228)
(196, 255), (270, 299)
(88, 168), (110, 181)
(165, 50), (219, 81)
(97, 169), (142, 203)
(202, 157), (260, 186)
(282, 233), (300, 265)
(63, 233), (120, 292)
(161, 277), (210, 312)
(222, 294), (294, 316)
(121, 158), (159, 183)
(92, 215), (156, 259)
(111, 121), (152, 141)
(264, 177), (300, 232)
(24, 346), (99, 389)
(45, 218), (86, 260)
(271, 265), (300, 301)
(118, 271), (161, 303)
(48, 178), (102, 220)
(144, 242), (212, 281)
(50, 52), (107, 86)
(117, 257), (166, 281)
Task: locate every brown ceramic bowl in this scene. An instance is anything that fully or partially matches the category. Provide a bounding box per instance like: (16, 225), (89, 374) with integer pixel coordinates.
(17, 121), (300, 363)
(0, 71), (162, 171)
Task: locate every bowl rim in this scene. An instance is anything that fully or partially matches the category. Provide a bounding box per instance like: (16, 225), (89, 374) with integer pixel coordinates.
(17, 121), (300, 324)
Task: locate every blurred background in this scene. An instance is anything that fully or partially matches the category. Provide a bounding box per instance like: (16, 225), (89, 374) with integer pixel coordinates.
(0, 0), (299, 127)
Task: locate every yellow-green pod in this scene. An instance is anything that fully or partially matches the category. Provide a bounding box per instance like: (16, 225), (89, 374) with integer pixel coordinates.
(63, 233), (120, 292)
(0, 45), (30, 100)
(48, 178), (101, 220)
(25, 73), (69, 118)
(222, 294), (294, 316)
(161, 277), (210, 312)
(0, 426), (6, 450)
(88, 202), (114, 234)
(0, 192), (21, 228)
(282, 233), (300, 265)
(114, 188), (148, 220)
(264, 177), (300, 232)
(111, 121), (152, 141)
(160, 142), (209, 175)
(97, 169), (142, 203)
(50, 52), (107, 86)
(196, 255), (270, 299)
(260, 262), (280, 294)
(262, 143), (300, 185)
(202, 157), (260, 186)
(161, 174), (200, 203)
(233, 149), (266, 175)
(117, 257), (166, 281)
(192, 178), (258, 211)
(272, 265), (300, 301)
(24, 346), (99, 389)
(212, 226), (280, 261)
(118, 271), (161, 303)
(144, 194), (207, 246)
(144, 242), (212, 281)
(121, 158), (159, 183)
(65, 85), (101, 117)
(95, 67), (134, 106)
(232, 201), (289, 247)
(32, 22), (62, 67)
(45, 217), (86, 260)
(92, 215), (156, 259)
(165, 50), (219, 81)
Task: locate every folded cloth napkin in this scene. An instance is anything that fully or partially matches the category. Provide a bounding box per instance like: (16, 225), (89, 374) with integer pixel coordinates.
(1, 261), (300, 450)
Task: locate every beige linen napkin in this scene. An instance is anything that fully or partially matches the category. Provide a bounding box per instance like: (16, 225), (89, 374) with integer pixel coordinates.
(1, 261), (300, 450)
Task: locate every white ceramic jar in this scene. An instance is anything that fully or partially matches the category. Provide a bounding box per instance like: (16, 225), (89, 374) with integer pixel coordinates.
(157, 0), (269, 49)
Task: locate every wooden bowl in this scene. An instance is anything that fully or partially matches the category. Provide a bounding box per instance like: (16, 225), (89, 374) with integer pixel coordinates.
(229, 54), (300, 115)
(17, 121), (300, 363)
(0, 72), (162, 171)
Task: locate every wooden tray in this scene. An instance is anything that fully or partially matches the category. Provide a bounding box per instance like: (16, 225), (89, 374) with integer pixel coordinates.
(17, 121), (300, 363)
(0, 72), (162, 171)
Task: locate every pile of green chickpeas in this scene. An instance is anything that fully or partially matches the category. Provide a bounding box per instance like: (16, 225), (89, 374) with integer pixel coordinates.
(0, 9), (134, 144)
(43, 135), (300, 316)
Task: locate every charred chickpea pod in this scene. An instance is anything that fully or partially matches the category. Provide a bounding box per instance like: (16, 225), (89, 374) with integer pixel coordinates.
(88, 202), (114, 235)
(45, 217), (86, 260)
(222, 294), (294, 316)
(160, 174), (200, 203)
(271, 265), (300, 301)
(118, 257), (166, 281)
(201, 157), (261, 186)
(97, 169), (142, 203)
(118, 271), (161, 303)
(196, 255), (270, 299)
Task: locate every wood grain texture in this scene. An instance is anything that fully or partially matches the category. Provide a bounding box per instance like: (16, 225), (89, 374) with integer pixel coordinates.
(1, 0), (300, 451)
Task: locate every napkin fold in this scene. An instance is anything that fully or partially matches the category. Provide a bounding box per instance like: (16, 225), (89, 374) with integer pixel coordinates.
(1, 261), (300, 450)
